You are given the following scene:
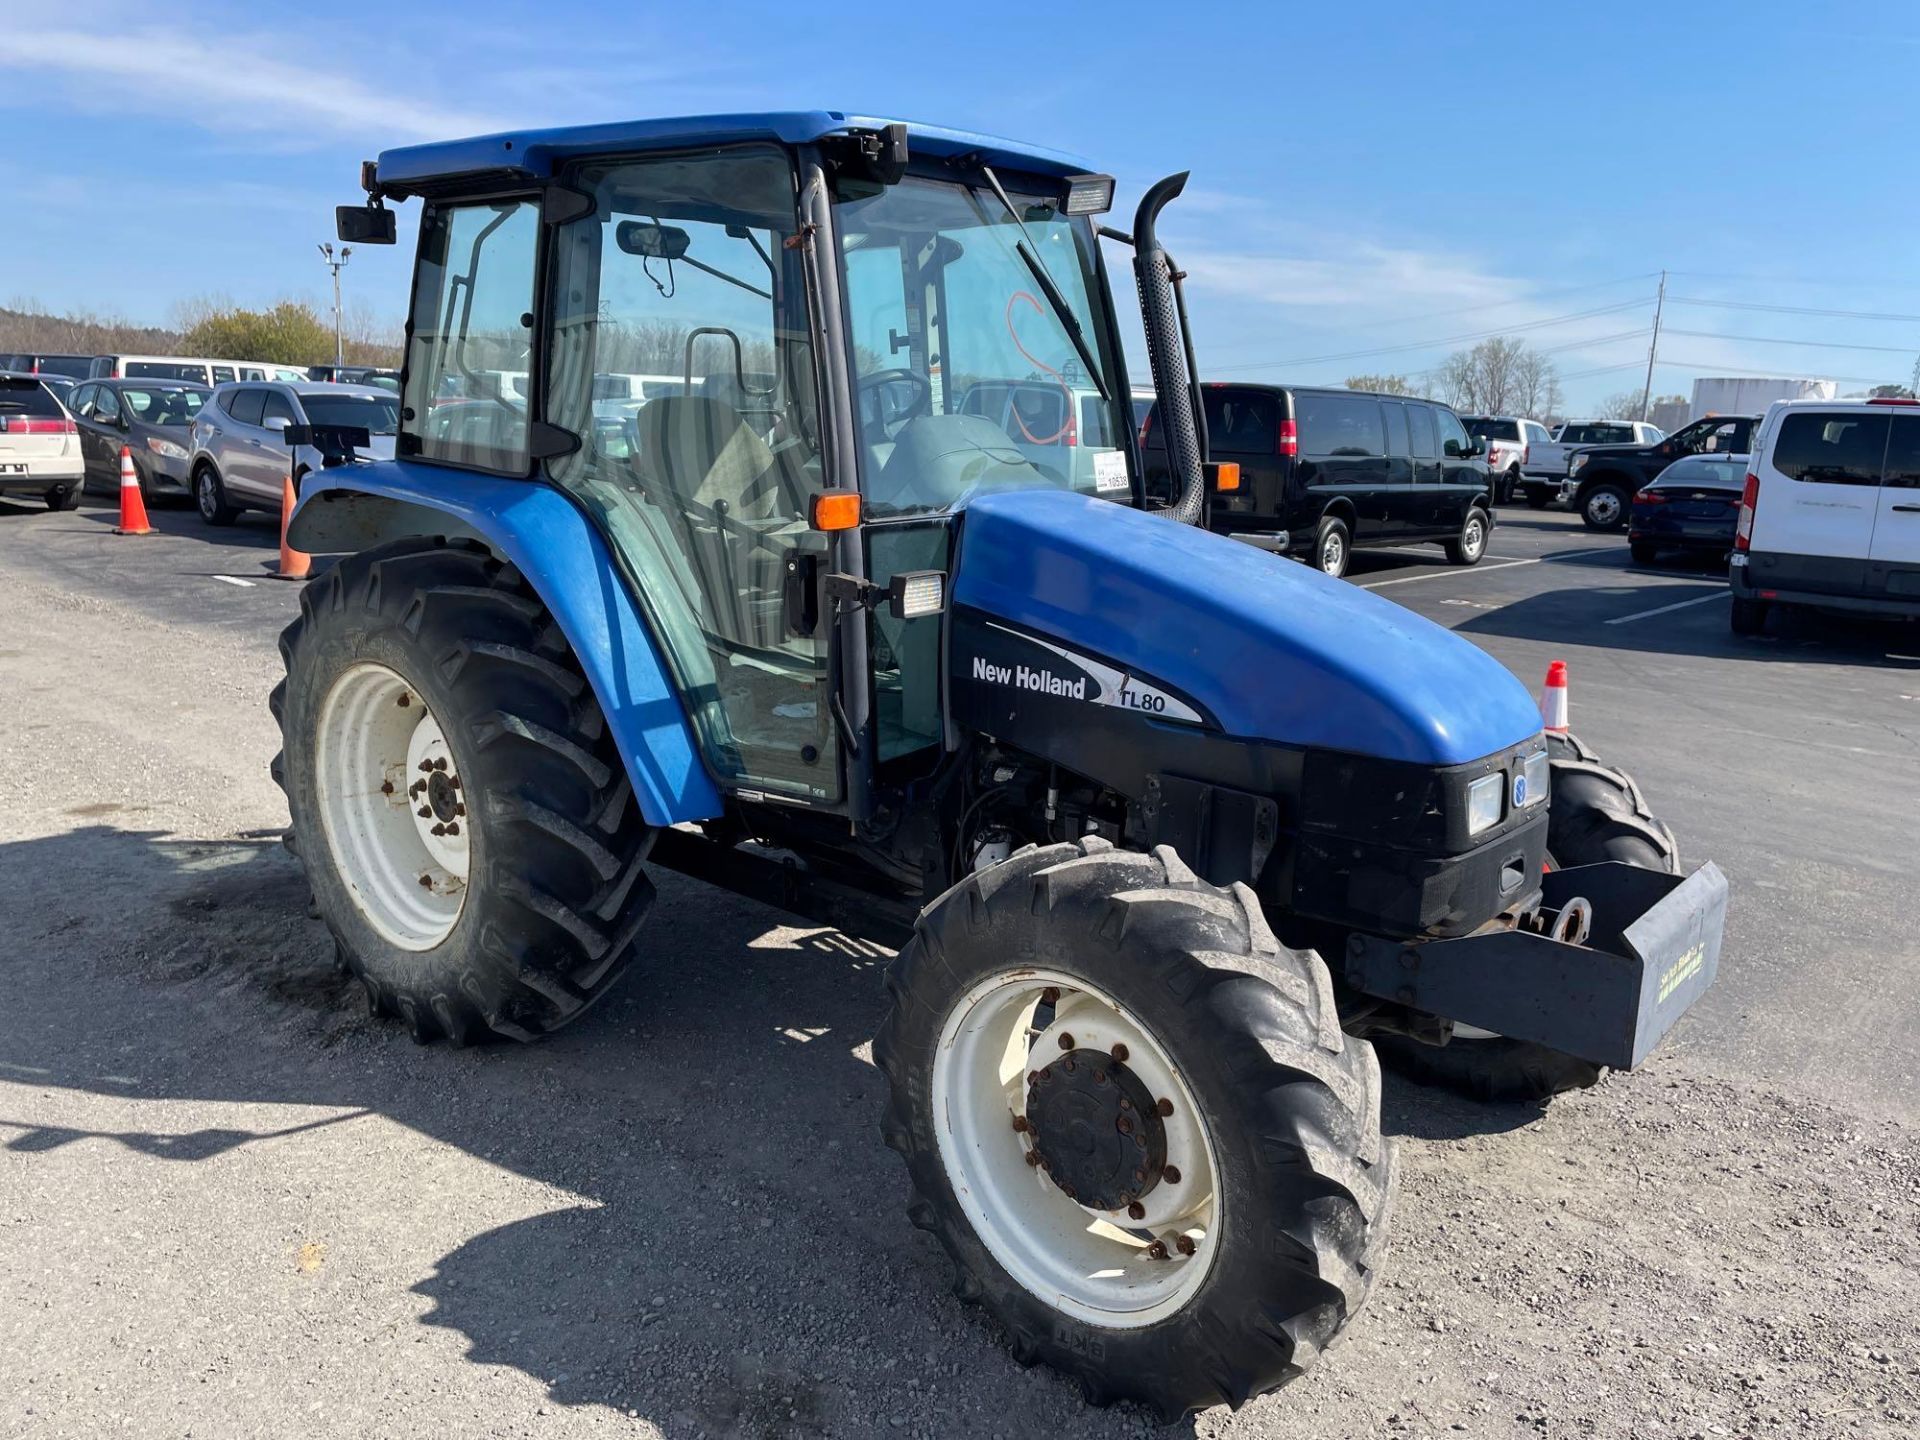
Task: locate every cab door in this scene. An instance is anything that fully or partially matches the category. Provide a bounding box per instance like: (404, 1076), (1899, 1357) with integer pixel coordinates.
(1869, 410), (1920, 602)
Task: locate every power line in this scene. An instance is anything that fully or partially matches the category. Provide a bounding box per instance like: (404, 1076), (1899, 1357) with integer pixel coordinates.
(1212, 299), (1648, 373)
(1667, 295), (1920, 324)
(1656, 356), (1895, 385)
(1664, 327), (1920, 355)
(1534, 327), (1652, 357)
(1201, 272), (1661, 360)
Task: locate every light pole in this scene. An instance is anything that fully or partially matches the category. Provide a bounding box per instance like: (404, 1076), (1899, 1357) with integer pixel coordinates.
(318, 242), (351, 372)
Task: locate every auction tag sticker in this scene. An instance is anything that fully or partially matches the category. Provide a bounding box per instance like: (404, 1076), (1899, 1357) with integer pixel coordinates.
(1091, 449), (1129, 493)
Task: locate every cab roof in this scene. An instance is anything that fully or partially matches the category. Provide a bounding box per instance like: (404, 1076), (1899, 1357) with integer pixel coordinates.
(372, 111), (1093, 195)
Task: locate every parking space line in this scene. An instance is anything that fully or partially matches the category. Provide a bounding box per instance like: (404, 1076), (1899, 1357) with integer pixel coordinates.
(1361, 559), (1536, 589)
(212, 575), (255, 588)
(1604, 591), (1728, 626)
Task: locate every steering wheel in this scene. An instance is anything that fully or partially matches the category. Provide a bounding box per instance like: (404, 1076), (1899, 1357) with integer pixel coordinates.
(857, 368), (932, 442)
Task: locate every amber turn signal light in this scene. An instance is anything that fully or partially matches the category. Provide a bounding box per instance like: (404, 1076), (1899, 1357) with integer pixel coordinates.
(810, 489), (862, 531)
(1208, 461), (1241, 493)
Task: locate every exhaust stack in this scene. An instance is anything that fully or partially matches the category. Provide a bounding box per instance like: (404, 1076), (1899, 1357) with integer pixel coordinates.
(1132, 172), (1205, 526)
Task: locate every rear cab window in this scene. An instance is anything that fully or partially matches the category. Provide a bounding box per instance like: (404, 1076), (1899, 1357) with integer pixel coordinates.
(1559, 422), (1637, 445)
(1771, 412), (1890, 485)
(1466, 418), (1520, 442)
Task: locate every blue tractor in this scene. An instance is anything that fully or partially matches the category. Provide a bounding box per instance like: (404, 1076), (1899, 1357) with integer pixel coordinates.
(278, 113), (1726, 1418)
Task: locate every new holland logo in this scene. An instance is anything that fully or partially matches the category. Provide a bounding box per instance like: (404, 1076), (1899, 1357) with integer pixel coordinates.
(975, 624), (1205, 726)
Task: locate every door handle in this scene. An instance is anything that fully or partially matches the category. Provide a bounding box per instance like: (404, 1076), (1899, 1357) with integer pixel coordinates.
(1893, 504), (1920, 513)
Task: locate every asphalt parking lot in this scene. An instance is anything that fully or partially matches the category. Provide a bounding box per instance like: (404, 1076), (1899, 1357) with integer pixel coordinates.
(2, 491), (1916, 1439)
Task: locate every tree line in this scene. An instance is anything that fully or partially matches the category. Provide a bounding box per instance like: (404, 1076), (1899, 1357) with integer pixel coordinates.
(1, 297), (401, 368)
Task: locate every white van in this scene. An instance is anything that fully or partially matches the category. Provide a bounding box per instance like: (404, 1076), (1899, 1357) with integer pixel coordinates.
(87, 355), (299, 385)
(1731, 396), (1920, 633)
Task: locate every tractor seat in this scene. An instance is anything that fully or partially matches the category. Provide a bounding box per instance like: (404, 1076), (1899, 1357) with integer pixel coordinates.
(633, 395), (801, 520)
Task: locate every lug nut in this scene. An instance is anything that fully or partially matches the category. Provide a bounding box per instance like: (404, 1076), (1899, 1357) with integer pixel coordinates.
(1155, 1097), (1174, 1118)
(1126, 1201), (1145, 1220)
(1116, 1115), (1133, 1135)
(417, 874), (432, 889)
(380, 780), (394, 795)
(418, 760), (434, 773)
(430, 823), (446, 837)
(1146, 1241), (1168, 1261)
(1175, 1235), (1195, 1257)
(1057, 1032), (1074, 1050)
(1110, 1042), (1129, 1063)
(1040, 987), (1059, 1005)
(1011, 1115), (1030, 1133)
(1025, 1150), (1041, 1167)
(450, 776), (461, 791)
(417, 806), (431, 818)
(433, 757), (447, 771)
(445, 822), (460, 836)
(454, 803), (467, 816)
(1132, 1167), (1147, 1183)
(397, 693), (410, 708)
(1162, 1165), (1182, 1186)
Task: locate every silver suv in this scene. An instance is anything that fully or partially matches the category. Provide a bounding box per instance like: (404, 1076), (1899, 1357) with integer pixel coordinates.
(187, 382), (398, 525)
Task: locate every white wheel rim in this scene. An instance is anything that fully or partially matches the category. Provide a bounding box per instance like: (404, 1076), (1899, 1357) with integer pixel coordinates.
(1464, 516), (1485, 558)
(314, 662), (469, 950)
(931, 967), (1221, 1328)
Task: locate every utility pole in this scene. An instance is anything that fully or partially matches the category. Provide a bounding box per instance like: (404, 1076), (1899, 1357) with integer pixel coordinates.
(318, 242), (353, 368)
(1640, 269), (1667, 422)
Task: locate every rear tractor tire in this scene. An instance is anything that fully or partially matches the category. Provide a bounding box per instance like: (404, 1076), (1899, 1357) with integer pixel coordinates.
(272, 536), (656, 1044)
(874, 838), (1396, 1419)
(1374, 732), (1679, 1104)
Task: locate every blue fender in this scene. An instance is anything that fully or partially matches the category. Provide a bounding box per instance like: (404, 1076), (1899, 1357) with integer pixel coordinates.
(289, 461), (723, 827)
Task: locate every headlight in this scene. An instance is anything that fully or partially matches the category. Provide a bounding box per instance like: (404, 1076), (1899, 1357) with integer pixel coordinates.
(1518, 748), (1549, 809)
(145, 436), (189, 461)
(1466, 773), (1505, 836)
(1569, 453), (1589, 475)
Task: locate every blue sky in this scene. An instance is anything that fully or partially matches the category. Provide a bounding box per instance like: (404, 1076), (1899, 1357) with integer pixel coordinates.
(3, 0), (1917, 408)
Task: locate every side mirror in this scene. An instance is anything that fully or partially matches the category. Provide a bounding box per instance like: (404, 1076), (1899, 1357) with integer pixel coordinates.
(1444, 439), (1465, 459)
(336, 204), (397, 244)
(264, 415), (291, 432)
(616, 221), (691, 260)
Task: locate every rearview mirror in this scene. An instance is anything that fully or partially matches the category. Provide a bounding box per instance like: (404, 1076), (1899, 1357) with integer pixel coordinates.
(616, 221), (691, 260)
(336, 204), (397, 244)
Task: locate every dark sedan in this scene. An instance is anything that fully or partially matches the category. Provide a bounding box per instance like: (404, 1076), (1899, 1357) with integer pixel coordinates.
(66, 379), (211, 500)
(1629, 453), (1749, 566)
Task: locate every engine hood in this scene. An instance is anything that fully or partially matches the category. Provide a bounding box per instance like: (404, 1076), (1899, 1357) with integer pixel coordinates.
(951, 489), (1542, 767)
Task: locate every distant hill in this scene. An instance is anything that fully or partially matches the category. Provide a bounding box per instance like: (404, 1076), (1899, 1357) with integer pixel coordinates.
(0, 304), (183, 360)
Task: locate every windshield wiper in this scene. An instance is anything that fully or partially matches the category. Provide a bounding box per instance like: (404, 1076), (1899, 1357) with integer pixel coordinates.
(973, 166), (1109, 404)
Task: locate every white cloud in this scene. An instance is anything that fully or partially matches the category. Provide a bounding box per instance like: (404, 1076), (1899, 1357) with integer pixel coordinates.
(0, 26), (506, 143)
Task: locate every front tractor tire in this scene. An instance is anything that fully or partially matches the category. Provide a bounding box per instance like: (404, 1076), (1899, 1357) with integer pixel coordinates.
(1375, 731), (1679, 1103)
(874, 838), (1395, 1419)
(272, 536), (656, 1044)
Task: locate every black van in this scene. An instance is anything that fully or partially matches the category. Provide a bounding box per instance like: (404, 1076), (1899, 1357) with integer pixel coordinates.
(1143, 384), (1494, 578)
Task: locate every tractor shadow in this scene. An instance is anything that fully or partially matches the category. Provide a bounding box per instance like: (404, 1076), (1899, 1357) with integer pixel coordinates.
(0, 825), (1218, 1438)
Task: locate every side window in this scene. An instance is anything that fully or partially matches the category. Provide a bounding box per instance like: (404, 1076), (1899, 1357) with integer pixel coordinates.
(1884, 415), (1920, 490)
(211, 366), (236, 384)
(402, 198), (540, 474)
(1526, 422), (1551, 445)
(1436, 408), (1472, 457)
(1381, 401), (1410, 458)
(1295, 392), (1383, 457)
(261, 390), (297, 427)
(227, 388), (267, 426)
(93, 388), (122, 424)
(68, 384), (96, 419)
(1409, 405), (1438, 459)
(1770, 412), (1889, 485)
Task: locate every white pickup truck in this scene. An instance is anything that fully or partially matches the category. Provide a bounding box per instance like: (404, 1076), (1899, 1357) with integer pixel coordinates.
(1519, 419), (1665, 508)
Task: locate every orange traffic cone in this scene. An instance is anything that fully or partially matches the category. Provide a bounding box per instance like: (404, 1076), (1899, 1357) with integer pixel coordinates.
(1540, 659), (1569, 734)
(275, 474), (310, 581)
(113, 446), (153, 535)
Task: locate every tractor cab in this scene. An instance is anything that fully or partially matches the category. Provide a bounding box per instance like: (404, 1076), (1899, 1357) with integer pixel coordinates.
(335, 115), (1151, 822)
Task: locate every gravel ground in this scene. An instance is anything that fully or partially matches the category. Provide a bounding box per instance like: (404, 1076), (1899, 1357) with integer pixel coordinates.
(1, 505), (1916, 1439)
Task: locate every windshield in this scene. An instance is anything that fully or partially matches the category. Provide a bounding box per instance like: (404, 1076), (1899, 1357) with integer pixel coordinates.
(122, 387), (205, 425)
(836, 174), (1130, 518)
(1559, 422), (1637, 445)
(304, 393), (400, 435)
(1466, 418), (1520, 442)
